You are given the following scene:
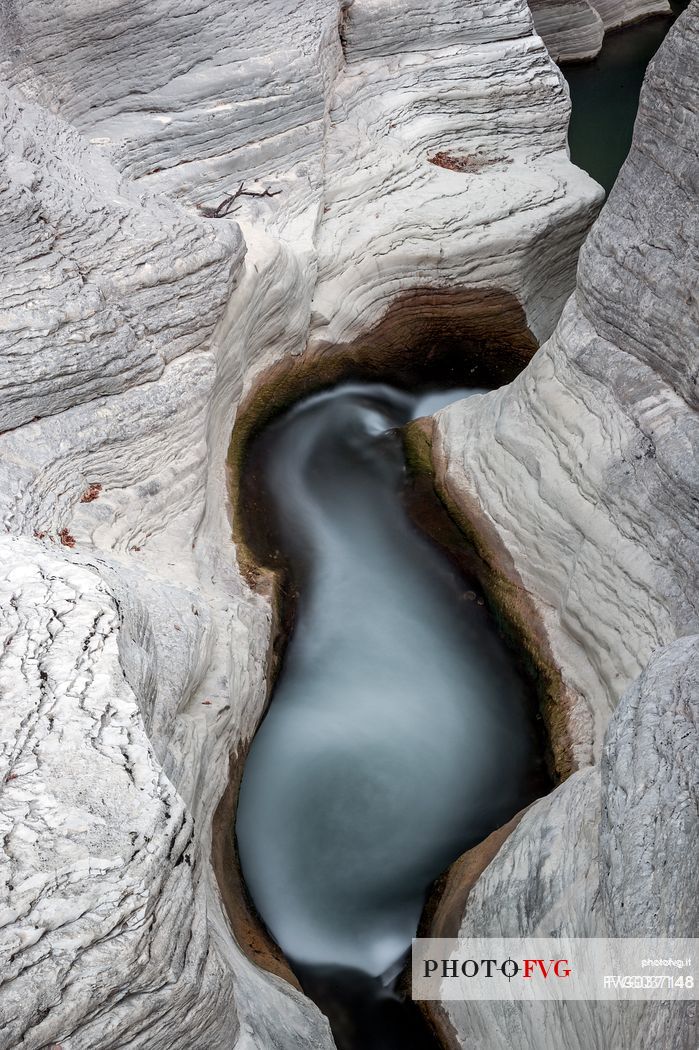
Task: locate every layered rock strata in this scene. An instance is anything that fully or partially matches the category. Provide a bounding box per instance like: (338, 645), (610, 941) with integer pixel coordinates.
(0, 1), (601, 1048)
(0, 76), (332, 1050)
(432, 3), (698, 767)
(430, 637), (698, 1050)
(426, 8), (698, 1046)
(530, 0), (671, 61)
(309, 0), (602, 351)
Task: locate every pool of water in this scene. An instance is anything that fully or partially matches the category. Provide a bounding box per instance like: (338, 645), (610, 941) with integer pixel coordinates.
(564, 4), (689, 193)
(235, 382), (549, 1049)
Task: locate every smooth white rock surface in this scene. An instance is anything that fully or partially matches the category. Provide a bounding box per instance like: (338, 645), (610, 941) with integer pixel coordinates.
(309, 0), (602, 349)
(433, 3), (699, 767)
(443, 635), (698, 1049)
(530, 0), (606, 60)
(432, 13), (698, 1047)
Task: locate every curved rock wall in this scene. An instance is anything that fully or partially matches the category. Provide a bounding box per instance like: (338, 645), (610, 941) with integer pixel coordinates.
(432, 3), (698, 766)
(591, 0), (670, 28)
(0, 85), (240, 434)
(0, 1), (602, 1048)
(530, 0), (671, 62)
(529, 0), (606, 60)
(309, 0), (601, 350)
(434, 637), (698, 1050)
(0, 77), (333, 1050)
(0, 0), (344, 212)
(428, 9), (698, 1046)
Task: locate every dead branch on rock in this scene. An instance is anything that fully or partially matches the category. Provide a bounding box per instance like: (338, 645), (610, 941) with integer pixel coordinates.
(199, 183), (281, 218)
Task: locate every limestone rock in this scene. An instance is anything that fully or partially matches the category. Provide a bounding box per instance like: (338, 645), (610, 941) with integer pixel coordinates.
(0, 9), (336, 1047)
(0, 85), (241, 433)
(601, 637), (699, 944)
(530, 0), (671, 62)
(529, 0), (606, 61)
(427, 10), (698, 1047)
(591, 0), (670, 29)
(309, 0), (602, 352)
(0, 0), (345, 215)
(432, 3), (699, 766)
(0, 0), (647, 1047)
(436, 637), (698, 1050)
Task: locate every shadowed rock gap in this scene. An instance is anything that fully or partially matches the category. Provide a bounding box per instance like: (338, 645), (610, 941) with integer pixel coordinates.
(563, 5), (690, 191)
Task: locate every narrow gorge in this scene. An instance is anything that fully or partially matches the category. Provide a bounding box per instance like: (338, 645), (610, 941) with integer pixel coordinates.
(234, 381), (549, 1048)
(0, 2), (696, 1050)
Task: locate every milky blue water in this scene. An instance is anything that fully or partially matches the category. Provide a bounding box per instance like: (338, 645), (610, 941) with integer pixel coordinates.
(236, 384), (546, 988)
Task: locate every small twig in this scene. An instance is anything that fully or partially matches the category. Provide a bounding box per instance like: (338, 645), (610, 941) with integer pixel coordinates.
(210, 182), (245, 218)
(243, 186), (282, 200)
(199, 182), (282, 218)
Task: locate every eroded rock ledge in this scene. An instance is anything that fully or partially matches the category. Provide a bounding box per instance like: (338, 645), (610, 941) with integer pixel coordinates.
(432, 4), (699, 767)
